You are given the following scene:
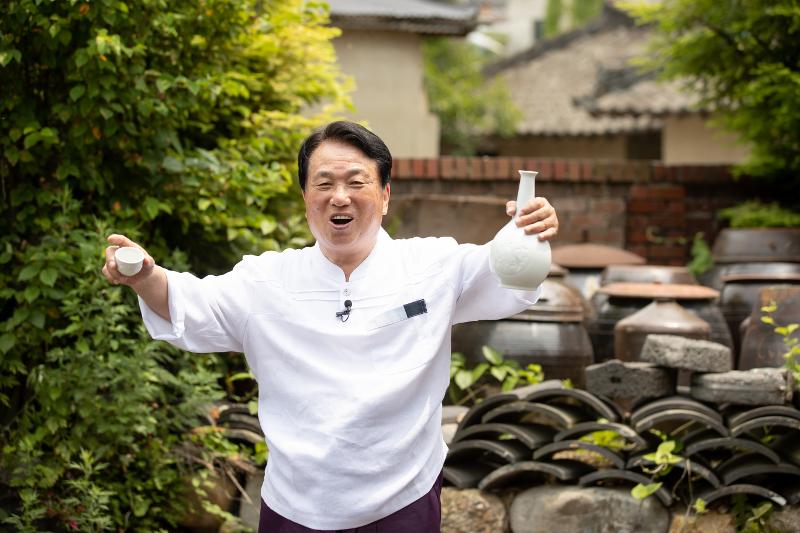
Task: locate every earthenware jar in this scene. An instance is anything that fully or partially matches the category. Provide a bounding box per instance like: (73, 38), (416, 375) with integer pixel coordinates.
(490, 170), (551, 290)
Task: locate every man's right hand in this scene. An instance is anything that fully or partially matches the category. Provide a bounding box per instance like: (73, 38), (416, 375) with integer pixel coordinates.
(102, 234), (156, 287)
(102, 234), (171, 321)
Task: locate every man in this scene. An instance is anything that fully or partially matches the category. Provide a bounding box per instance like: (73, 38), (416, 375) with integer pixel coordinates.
(102, 121), (558, 532)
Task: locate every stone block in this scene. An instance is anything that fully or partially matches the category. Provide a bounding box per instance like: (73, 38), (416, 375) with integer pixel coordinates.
(510, 486), (669, 533)
(441, 488), (508, 533)
(442, 423), (458, 445)
(585, 359), (675, 400)
(691, 368), (793, 406)
(641, 334), (733, 373)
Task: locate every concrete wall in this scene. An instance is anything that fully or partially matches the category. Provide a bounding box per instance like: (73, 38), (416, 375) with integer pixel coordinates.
(387, 156), (769, 265)
(663, 115), (750, 165)
(333, 31), (440, 158)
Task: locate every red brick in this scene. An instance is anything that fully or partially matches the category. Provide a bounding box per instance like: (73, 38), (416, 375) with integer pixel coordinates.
(495, 158), (512, 180)
(482, 157), (498, 180)
(610, 162), (630, 182)
(628, 199), (663, 214)
(469, 158), (484, 179)
(630, 184), (685, 200)
(459, 157), (472, 179)
(538, 159), (553, 180)
(553, 159), (568, 180)
(567, 160), (581, 182)
(411, 159), (425, 177)
(523, 158), (541, 175)
(424, 158), (439, 178)
(627, 225), (649, 244)
(589, 198), (624, 215)
(440, 157), (456, 179)
(581, 160), (595, 181)
(509, 157), (525, 175)
(588, 227), (624, 245)
(648, 245), (686, 260)
(653, 163), (668, 182)
(627, 244), (649, 258)
(394, 158), (413, 179)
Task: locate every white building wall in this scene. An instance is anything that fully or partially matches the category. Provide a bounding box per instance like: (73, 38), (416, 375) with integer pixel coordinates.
(662, 115), (750, 165)
(333, 31), (440, 157)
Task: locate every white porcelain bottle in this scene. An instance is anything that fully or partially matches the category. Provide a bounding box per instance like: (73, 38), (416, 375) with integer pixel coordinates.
(489, 170), (551, 290)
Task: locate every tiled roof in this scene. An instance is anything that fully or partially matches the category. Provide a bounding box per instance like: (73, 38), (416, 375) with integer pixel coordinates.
(327, 0), (478, 35)
(488, 6), (663, 136)
(583, 76), (705, 117)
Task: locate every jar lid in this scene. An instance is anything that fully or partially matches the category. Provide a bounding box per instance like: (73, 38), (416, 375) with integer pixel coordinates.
(599, 282), (719, 300)
(552, 244), (645, 269)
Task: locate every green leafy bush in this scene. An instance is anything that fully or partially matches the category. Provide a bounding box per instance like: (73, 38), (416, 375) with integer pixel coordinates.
(623, 0), (800, 182)
(448, 346), (544, 405)
(719, 201), (800, 229)
(1, 0), (348, 529)
(422, 38), (519, 155)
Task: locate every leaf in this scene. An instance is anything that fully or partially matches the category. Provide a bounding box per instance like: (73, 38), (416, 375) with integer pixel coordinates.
(69, 84), (86, 102)
(471, 363), (488, 381)
(482, 345), (503, 365)
(502, 374), (519, 391)
(39, 268), (59, 287)
(490, 366), (507, 382)
(693, 498), (707, 514)
(18, 264), (41, 281)
(197, 198), (211, 211)
(260, 218), (277, 235)
(454, 369), (474, 390)
(631, 482), (662, 500)
(162, 156), (183, 173)
(787, 324), (799, 335)
(24, 286), (40, 303)
(657, 440), (676, 455)
(155, 78), (171, 93)
(30, 310), (45, 329)
(142, 197), (160, 220)
(0, 334), (15, 353)
(761, 316), (775, 325)
(23, 132), (42, 149)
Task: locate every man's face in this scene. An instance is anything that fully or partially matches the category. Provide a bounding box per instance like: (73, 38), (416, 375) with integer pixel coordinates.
(302, 140), (390, 266)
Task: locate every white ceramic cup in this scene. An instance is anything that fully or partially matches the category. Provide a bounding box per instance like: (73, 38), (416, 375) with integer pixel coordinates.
(115, 246), (144, 277)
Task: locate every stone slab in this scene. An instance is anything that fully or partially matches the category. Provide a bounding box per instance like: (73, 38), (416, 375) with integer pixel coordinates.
(691, 368), (794, 406)
(441, 487), (508, 533)
(509, 485), (669, 533)
(641, 334), (733, 372)
(585, 359), (675, 400)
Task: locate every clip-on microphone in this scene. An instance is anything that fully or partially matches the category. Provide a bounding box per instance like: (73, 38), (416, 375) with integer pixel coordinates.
(336, 299), (352, 322)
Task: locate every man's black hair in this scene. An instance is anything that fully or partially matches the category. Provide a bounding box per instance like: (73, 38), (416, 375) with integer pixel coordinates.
(297, 121), (392, 190)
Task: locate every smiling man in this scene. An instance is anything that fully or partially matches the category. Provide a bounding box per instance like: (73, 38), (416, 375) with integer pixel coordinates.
(102, 121), (559, 532)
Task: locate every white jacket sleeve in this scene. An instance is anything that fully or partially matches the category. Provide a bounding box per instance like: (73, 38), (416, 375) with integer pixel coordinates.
(451, 242), (540, 325)
(139, 267), (249, 354)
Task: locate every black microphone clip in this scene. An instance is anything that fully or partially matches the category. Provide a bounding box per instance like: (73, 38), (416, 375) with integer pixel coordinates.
(336, 299), (352, 322)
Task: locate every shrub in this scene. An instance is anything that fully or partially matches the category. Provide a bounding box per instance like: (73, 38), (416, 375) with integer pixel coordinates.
(0, 0), (349, 528)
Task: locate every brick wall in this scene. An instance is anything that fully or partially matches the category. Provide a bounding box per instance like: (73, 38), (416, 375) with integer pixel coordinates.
(388, 157), (765, 265)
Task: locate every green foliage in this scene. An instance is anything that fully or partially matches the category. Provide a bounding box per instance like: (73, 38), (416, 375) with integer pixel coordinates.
(632, 435), (683, 502)
(732, 494), (776, 533)
(687, 232), (714, 277)
(449, 346), (544, 406)
(622, 0), (800, 182)
(422, 38), (520, 155)
(543, 0), (604, 38)
(719, 201), (800, 228)
(760, 301), (800, 386)
(1, 0), (348, 529)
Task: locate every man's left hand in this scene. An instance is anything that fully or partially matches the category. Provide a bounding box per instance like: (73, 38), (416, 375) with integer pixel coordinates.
(506, 197), (559, 241)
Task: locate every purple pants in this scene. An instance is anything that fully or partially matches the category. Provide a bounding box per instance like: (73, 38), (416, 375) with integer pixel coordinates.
(258, 471), (443, 533)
